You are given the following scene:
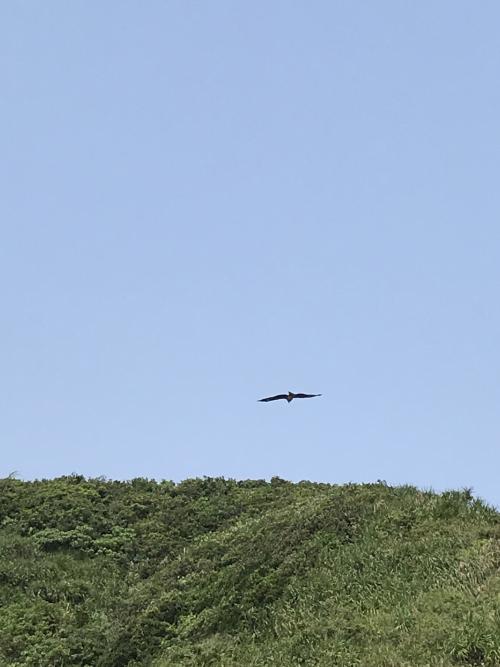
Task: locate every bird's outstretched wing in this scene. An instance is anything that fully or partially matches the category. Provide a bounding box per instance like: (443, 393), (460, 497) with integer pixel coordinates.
(294, 393), (322, 399)
(258, 394), (289, 402)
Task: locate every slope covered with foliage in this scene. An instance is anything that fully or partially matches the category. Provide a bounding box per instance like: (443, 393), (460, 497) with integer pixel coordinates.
(1, 475), (500, 666)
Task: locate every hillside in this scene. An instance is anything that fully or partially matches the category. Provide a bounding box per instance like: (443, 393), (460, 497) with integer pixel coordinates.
(1, 476), (500, 666)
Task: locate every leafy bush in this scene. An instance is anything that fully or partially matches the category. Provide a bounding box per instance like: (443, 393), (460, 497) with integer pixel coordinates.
(1, 476), (499, 666)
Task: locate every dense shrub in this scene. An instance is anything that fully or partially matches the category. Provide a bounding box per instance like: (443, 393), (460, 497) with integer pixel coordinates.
(1, 476), (499, 666)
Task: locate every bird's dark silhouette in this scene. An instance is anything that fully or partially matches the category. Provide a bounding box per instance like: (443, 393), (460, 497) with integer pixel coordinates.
(258, 391), (322, 403)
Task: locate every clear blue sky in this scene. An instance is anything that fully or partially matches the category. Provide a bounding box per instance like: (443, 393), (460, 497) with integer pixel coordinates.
(2, 3), (499, 505)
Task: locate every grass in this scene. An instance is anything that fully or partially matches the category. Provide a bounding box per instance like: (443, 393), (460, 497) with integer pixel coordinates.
(1, 476), (499, 665)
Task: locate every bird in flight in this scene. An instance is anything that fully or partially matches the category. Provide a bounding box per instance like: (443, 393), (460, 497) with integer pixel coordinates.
(258, 391), (322, 403)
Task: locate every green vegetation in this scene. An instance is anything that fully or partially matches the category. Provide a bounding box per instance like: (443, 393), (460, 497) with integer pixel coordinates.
(1, 476), (500, 666)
